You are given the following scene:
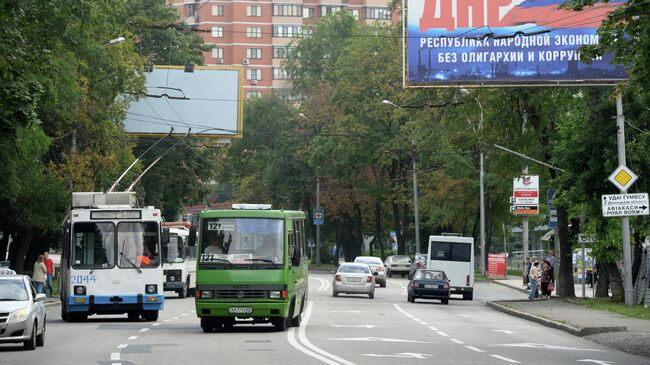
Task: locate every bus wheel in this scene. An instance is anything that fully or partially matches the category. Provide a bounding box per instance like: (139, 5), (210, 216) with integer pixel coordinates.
(178, 281), (188, 298)
(272, 317), (287, 331)
(128, 311), (140, 321)
(290, 313), (301, 327)
(201, 318), (215, 333)
(222, 319), (234, 330)
(142, 310), (159, 321)
(61, 305), (70, 322)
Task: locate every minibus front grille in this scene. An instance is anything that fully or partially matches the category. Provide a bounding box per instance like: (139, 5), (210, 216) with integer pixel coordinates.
(214, 290), (267, 299)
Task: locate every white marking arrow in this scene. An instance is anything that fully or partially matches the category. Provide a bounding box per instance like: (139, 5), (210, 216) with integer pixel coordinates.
(332, 324), (381, 329)
(492, 330), (518, 335)
(577, 360), (615, 365)
(329, 337), (430, 343)
(364, 353), (434, 359)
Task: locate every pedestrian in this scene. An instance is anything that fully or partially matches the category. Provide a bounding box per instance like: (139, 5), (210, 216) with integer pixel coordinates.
(528, 261), (540, 300)
(32, 254), (48, 295)
(44, 250), (55, 296)
(523, 257), (530, 287)
(540, 259), (552, 299)
(546, 249), (556, 269)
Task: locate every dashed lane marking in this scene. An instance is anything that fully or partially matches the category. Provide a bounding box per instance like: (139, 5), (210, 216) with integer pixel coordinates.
(490, 355), (520, 363)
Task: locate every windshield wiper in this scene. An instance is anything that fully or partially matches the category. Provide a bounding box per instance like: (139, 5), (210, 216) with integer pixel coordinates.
(243, 258), (280, 269)
(119, 252), (142, 273)
(202, 257), (233, 268)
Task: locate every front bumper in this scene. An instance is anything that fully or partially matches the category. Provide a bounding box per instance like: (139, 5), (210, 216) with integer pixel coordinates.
(163, 281), (185, 291)
(196, 301), (289, 318)
(0, 318), (34, 343)
(66, 293), (164, 314)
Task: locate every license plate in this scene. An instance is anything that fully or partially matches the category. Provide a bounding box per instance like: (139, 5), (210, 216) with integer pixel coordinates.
(348, 277), (362, 282)
(424, 284), (436, 288)
(228, 307), (252, 314)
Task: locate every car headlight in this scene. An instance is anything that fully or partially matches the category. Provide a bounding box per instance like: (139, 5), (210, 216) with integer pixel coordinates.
(200, 290), (214, 299)
(8, 308), (29, 323)
(145, 284), (158, 294)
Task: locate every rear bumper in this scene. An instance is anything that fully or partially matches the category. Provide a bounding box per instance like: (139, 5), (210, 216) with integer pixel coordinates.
(65, 294), (164, 314)
(450, 286), (473, 294)
(333, 281), (375, 294)
(387, 266), (410, 274)
(196, 301), (289, 318)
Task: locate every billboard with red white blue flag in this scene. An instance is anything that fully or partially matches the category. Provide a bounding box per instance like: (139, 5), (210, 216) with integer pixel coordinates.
(405, 0), (628, 86)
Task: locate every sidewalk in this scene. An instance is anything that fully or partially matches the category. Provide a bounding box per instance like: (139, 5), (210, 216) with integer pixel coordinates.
(489, 277), (650, 358)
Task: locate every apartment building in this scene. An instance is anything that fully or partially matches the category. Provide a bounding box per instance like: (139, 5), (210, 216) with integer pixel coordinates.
(172, 0), (394, 99)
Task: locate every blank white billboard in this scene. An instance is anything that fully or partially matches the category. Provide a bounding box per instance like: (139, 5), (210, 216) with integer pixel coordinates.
(124, 65), (243, 138)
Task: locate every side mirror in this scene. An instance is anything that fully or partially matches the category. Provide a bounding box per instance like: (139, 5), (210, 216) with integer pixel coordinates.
(188, 226), (196, 247)
(162, 227), (170, 245)
(35, 293), (47, 302)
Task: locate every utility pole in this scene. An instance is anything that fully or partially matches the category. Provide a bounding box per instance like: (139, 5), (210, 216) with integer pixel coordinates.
(412, 140), (421, 254)
(616, 93), (634, 307)
(316, 175), (321, 265)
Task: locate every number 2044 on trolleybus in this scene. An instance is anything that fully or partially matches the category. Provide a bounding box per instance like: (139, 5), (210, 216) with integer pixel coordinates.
(190, 204), (309, 332)
(59, 192), (167, 322)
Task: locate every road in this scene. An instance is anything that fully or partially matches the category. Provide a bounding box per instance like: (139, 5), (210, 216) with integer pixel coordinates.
(1, 274), (647, 365)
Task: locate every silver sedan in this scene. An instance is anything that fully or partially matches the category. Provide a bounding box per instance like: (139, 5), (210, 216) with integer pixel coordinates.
(332, 263), (375, 299)
(0, 274), (46, 350)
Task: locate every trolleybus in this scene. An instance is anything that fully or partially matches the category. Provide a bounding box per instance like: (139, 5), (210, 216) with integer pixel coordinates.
(161, 222), (196, 298)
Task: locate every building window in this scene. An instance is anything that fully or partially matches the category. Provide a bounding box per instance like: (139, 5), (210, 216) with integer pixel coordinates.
(247, 48), (262, 59)
(211, 26), (224, 38)
(273, 4), (302, 17)
(272, 46), (295, 59)
(272, 25), (302, 38)
(212, 5), (223, 16)
(303, 7), (314, 18)
(348, 9), (360, 19)
(187, 4), (195, 16)
(273, 67), (289, 80)
(246, 26), (262, 38)
(212, 48), (223, 59)
(247, 91), (262, 99)
(247, 69), (262, 81)
(364, 7), (391, 20)
(319, 5), (343, 17)
(247, 5), (262, 17)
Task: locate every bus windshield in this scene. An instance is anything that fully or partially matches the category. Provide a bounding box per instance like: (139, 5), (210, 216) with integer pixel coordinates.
(200, 218), (284, 267)
(163, 236), (185, 263)
(72, 222), (115, 269)
(117, 222), (160, 268)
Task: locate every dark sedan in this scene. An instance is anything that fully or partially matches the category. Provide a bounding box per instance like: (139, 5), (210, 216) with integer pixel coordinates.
(407, 269), (450, 304)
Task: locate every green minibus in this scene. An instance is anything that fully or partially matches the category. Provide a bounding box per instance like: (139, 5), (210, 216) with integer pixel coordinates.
(190, 204), (308, 332)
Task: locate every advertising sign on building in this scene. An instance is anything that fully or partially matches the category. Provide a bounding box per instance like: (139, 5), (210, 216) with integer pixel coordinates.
(405, 0), (627, 87)
(511, 175), (539, 215)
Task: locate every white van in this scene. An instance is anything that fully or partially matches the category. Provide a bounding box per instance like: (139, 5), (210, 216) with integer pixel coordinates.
(427, 235), (474, 300)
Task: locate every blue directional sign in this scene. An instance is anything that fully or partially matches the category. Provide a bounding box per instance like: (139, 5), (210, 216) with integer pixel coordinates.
(548, 189), (558, 229)
(313, 208), (324, 225)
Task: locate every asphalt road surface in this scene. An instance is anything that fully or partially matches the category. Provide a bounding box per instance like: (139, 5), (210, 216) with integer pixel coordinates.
(1, 275), (647, 365)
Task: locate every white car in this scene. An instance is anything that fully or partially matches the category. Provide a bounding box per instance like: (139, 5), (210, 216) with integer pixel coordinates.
(353, 256), (386, 287)
(385, 255), (412, 278)
(332, 263), (375, 299)
(0, 274), (46, 350)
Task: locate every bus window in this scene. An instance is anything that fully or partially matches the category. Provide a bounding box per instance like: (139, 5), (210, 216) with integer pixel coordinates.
(72, 222), (115, 269)
(450, 243), (471, 262)
(430, 242), (451, 260)
(117, 222), (160, 268)
(164, 236), (185, 263)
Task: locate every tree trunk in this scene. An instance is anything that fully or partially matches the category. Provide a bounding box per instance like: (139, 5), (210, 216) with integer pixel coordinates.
(595, 262), (609, 298)
(485, 187), (493, 269)
(631, 224), (642, 287)
(0, 233), (10, 262)
(375, 201), (384, 259)
(391, 200), (401, 255)
(9, 230), (33, 274)
(556, 206), (576, 299)
(400, 202), (409, 255)
(604, 262), (624, 303)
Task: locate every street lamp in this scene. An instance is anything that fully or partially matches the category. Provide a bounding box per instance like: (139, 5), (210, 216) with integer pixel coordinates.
(299, 113), (321, 265)
(460, 89), (486, 275)
(382, 100), (421, 255)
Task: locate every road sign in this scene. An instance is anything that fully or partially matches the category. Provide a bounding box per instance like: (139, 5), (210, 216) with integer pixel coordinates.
(578, 234), (596, 244)
(313, 208), (324, 225)
(512, 176), (539, 215)
(608, 165), (638, 191)
(548, 189), (558, 229)
(601, 193), (649, 217)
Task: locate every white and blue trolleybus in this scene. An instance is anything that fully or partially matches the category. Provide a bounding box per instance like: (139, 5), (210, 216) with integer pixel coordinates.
(60, 192), (166, 321)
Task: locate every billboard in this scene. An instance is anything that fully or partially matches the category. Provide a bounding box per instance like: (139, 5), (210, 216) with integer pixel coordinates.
(125, 65), (244, 138)
(405, 0), (627, 87)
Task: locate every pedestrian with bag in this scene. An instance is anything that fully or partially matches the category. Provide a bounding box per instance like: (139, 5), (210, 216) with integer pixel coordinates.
(528, 260), (540, 300)
(32, 254), (48, 295)
(540, 259), (552, 300)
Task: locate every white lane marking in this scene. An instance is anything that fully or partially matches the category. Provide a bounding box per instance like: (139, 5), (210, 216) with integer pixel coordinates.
(287, 328), (340, 365)
(417, 322), (427, 325)
(450, 338), (465, 345)
(332, 325), (381, 329)
(128, 336), (138, 340)
(428, 326), (439, 331)
(466, 346), (485, 353)
(152, 323), (160, 327)
(139, 328), (149, 333)
(299, 302), (356, 365)
(490, 354), (520, 363)
(117, 344), (128, 349)
(328, 337), (430, 344)
(364, 353), (434, 359)
(310, 276), (330, 292)
(436, 331), (450, 337)
(412, 317), (421, 322)
(459, 314), (470, 318)
(190, 310), (196, 313)
(393, 304), (415, 318)
(163, 319), (171, 323)
(492, 330), (517, 335)
(577, 360), (615, 365)
(490, 343), (603, 352)
(329, 311), (365, 314)
(110, 353), (121, 361)
(181, 313), (189, 317)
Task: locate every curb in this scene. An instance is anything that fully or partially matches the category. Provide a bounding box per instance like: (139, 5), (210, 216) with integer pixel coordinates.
(486, 300), (627, 337)
(490, 279), (528, 293)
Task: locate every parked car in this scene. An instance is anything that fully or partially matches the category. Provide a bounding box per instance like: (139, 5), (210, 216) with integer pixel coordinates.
(385, 255), (412, 278)
(407, 269), (450, 304)
(332, 263), (375, 299)
(408, 254), (428, 279)
(353, 256), (386, 287)
(0, 274), (47, 350)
